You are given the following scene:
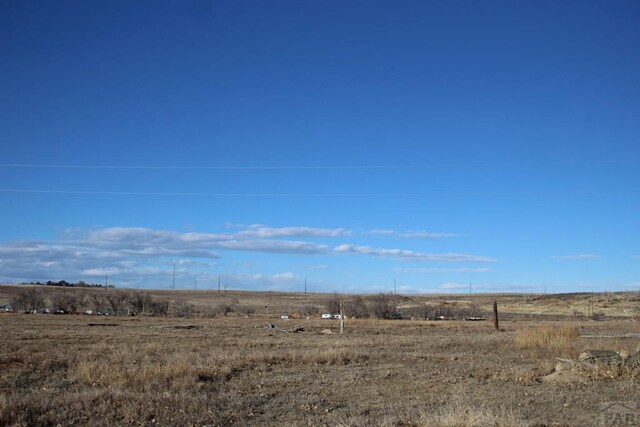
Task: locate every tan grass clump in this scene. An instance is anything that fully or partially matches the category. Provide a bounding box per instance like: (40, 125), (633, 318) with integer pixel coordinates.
(514, 325), (579, 356)
(419, 402), (525, 427)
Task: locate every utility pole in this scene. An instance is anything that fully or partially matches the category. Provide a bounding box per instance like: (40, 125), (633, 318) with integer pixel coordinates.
(339, 300), (344, 335)
(218, 274), (221, 293)
(304, 277), (307, 294)
(172, 263), (176, 289)
(394, 279), (397, 295)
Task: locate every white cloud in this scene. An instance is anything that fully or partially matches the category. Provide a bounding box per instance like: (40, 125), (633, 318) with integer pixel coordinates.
(439, 282), (470, 290)
(236, 224), (351, 238)
(393, 267), (491, 273)
(367, 229), (454, 238)
(272, 272), (297, 281)
(0, 226), (330, 286)
(0, 224), (497, 290)
(215, 239), (328, 254)
(83, 227), (327, 255)
(333, 244), (497, 263)
(552, 254), (601, 260)
(367, 229), (396, 236)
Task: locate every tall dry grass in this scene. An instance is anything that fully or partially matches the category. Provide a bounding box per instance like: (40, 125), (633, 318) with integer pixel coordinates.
(514, 325), (580, 357)
(418, 402), (525, 427)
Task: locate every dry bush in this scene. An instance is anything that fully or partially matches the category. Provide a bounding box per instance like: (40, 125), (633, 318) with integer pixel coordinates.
(73, 359), (232, 392)
(418, 402), (525, 427)
(514, 325), (580, 357)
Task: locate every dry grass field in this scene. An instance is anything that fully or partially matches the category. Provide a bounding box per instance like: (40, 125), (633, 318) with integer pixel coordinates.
(1, 286), (639, 426)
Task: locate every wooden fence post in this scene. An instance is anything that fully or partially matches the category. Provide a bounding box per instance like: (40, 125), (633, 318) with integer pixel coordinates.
(340, 300), (344, 335)
(493, 301), (499, 331)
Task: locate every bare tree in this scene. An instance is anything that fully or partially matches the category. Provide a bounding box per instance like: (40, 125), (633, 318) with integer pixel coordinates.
(344, 296), (369, 318)
(11, 287), (46, 313)
(105, 290), (129, 315)
(51, 290), (84, 314)
(89, 292), (107, 314)
(149, 299), (169, 316)
(325, 292), (341, 314)
(370, 293), (398, 319)
(128, 291), (152, 315)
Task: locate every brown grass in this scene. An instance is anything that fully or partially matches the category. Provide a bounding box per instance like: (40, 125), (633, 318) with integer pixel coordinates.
(514, 324), (581, 357)
(1, 303), (639, 425)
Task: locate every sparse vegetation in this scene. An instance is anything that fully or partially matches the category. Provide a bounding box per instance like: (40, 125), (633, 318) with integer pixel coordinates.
(515, 325), (580, 356)
(0, 286), (639, 425)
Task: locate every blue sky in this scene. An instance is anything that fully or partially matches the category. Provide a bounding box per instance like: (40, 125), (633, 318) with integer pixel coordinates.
(1, 1), (639, 293)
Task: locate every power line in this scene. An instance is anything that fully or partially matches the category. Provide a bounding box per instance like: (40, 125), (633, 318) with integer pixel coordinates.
(0, 188), (541, 197)
(0, 161), (607, 171)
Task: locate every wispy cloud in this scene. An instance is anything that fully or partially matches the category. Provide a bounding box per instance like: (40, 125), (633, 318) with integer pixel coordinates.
(82, 227), (328, 255)
(333, 244), (496, 263)
(230, 224), (351, 238)
(439, 282), (470, 290)
(393, 267), (491, 273)
(433, 282), (536, 293)
(0, 224), (496, 289)
(551, 254), (602, 260)
(0, 226), (330, 286)
(367, 229), (455, 239)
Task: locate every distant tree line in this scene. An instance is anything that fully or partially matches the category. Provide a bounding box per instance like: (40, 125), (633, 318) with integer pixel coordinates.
(21, 280), (113, 288)
(9, 288), (174, 317)
(325, 293), (491, 320)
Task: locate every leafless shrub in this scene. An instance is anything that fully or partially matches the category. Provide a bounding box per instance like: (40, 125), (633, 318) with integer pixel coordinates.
(325, 292), (341, 314)
(50, 290), (84, 314)
(88, 292), (107, 314)
(173, 301), (195, 318)
(302, 304), (320, 316)
(344, 296), (369, 318)
(213, 302), (234, 317)
(370, 293), (398, 319)
(404, 303), (436, 320)
(149, 299), (169, 316)
(10, 287), (46, 312)
(234, 304), (256, 316)
(105, 290), (130, 315)
(128, 291), (153, 315)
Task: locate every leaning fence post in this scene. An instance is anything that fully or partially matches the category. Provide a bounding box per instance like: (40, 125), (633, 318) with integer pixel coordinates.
(339, 300), (344, 335)
(493, 301), (499, 331)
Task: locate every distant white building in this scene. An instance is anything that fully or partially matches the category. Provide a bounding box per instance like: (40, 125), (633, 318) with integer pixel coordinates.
(322, 313), (342, 319)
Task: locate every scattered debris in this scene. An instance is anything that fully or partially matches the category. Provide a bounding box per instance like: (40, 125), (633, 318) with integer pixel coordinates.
(579, 349), (627, 365)
(263, 323), (305, 333)
(545, 348), (640, 382)
(156, 324), (201, 330)
(580, 333), (640, 339)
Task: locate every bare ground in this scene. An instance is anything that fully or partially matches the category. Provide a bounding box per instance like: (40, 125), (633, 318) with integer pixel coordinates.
(1, 309), (639, 426)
